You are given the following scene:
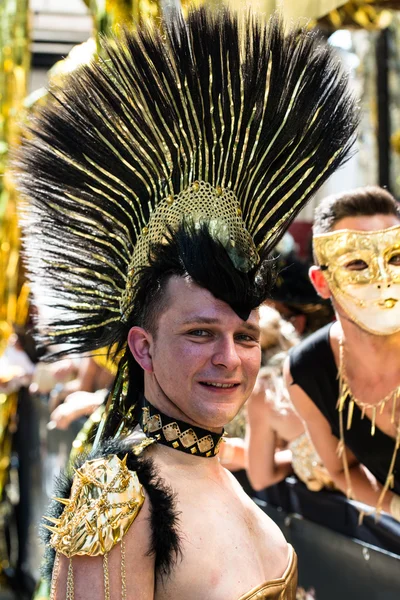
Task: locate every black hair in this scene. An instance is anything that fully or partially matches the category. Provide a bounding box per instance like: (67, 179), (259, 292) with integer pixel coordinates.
(127, 221), (275, 336)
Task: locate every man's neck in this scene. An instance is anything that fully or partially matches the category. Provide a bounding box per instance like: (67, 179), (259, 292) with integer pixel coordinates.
(333, 317), (400, 376)
(143, 380), (224, 434)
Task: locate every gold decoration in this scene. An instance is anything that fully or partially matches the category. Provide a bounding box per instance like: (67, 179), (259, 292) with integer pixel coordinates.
(0, 0), (30, 578)
(288, 432), (334, 492)
(45, 455), (144, 558)
(121, 181), (258, 319)
(337, 338), (400, 519)
(237, 545), (298, 600)
(314, 224), (400, 292)
(142, 405), (222, 456)
(317, 1), (395, 31)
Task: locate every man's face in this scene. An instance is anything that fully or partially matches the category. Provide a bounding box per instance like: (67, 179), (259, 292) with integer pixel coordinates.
(145, 276), (261, 430)
(313, 214), (400, 335)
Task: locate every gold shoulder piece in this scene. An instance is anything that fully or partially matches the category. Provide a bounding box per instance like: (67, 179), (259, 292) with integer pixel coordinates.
(45, 454), (144, 557)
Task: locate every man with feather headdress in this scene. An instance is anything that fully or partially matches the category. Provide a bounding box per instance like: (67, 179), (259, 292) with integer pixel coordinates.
(16, 8), (357, 600)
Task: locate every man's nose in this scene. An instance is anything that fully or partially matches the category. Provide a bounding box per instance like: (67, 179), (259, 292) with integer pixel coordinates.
(211, 337), (241, 370)
(376, 257), (393, 290)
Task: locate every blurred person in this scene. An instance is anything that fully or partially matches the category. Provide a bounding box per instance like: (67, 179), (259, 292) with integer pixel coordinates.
(0, 329), (39, 599)
(47, 356), (114, 430)
(268, 238), (334, 336)
(246, 307), (333, 492)
(16, 8), (356, 600)
(285, 186), (400, 522)
(220, 306), (297, 476)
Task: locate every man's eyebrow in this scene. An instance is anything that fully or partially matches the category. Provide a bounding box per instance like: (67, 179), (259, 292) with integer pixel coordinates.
(181, 316), (260, 333)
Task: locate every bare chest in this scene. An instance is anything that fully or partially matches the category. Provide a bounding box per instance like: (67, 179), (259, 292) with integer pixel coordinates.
(154, 476), (288, 600)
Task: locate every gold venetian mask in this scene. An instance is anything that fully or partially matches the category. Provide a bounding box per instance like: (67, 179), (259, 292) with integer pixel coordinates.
(313, 224), (400, 335)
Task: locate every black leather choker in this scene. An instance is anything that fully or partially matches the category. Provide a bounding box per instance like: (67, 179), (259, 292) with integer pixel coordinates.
(140, 397), (224, 457)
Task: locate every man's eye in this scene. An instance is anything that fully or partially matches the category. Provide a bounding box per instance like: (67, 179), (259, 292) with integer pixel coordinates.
(389, 254), (400, 266)
(188, 329), (210, 337)
(344, 259), (368, 271)
(236, 334), (259, 343)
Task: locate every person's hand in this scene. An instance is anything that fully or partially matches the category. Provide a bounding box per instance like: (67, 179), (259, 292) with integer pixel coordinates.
(51, 358), (77, 382)
(48, 390), (105, 430)
(219, 437), (245, 470)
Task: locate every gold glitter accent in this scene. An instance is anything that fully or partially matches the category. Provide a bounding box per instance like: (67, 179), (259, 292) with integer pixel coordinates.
(166, 195), (174, 205)
(172, 441), (179, 448)
(142, 226), (149, 236)
(288, 433), (333, 492)
(191, 447), (197, 454)
(46, 455), (144, 557)
(215, 186), (222, 196)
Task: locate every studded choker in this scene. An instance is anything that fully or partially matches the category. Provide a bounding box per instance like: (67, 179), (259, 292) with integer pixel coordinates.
(140, 397), (224, 457)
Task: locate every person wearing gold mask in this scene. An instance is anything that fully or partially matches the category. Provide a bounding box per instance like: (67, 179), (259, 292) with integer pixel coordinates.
(285, 186), (400, 524)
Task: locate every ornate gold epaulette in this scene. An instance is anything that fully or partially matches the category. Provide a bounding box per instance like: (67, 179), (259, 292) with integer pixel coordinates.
(44, 454), (144, 558)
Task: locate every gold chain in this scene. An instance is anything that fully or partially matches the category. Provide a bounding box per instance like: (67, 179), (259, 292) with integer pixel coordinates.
(103, 553), (110, 600)
(121, 539), (127, 600)
(337, 338), (400, 519)
(66, 558), (74, 600)
(339, 338), (400, 434)
(50, 551), (60, 600)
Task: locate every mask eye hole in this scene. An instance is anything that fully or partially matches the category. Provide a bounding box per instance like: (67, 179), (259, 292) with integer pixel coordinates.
(389, 253), (400, 266)
(344, 259), (368, 271)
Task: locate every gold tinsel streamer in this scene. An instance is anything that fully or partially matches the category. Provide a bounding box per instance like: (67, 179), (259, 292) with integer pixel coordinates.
(0, 0), (31, 577)
(317, 1), (399, 30)
(0, 0), (30, 355)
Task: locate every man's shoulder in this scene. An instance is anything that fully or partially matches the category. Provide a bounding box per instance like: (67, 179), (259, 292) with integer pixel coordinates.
(41, 438), (181, 583)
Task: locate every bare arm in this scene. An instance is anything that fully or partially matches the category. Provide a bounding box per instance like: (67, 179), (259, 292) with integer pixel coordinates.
(245, 387), (292, 491)
(284, 357), (396, 514)
(53, 497), (155, 600)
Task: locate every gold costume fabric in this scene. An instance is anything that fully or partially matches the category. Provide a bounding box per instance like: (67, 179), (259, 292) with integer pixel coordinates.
(289, 432), (334, 491)
(238, 546), (297, 600)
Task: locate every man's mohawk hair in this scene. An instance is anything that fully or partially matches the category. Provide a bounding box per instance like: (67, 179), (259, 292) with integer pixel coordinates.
(16, 8), (358, 357)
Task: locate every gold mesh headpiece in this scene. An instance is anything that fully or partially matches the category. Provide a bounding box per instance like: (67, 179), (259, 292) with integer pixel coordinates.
(122, 180), (258, 318)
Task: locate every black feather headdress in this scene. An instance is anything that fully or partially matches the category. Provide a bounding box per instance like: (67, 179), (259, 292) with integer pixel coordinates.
(16, 8), (357, 358)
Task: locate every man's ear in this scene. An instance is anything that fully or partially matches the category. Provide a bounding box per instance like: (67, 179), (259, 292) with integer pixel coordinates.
(309, 265), (331, 300)
(127, 326), (154, 372)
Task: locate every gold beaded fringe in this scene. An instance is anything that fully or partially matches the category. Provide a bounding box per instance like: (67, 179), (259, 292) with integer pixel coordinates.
(337, 338), (400, 522)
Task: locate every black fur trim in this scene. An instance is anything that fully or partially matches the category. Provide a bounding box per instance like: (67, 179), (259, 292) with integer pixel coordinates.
(40, 439), (181, 582)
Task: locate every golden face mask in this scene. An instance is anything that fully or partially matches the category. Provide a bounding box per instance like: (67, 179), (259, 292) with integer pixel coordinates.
(313, 225), (400, 335)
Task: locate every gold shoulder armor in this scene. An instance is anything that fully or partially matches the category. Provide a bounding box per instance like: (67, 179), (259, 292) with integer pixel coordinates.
(44, 454), (144, 557)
